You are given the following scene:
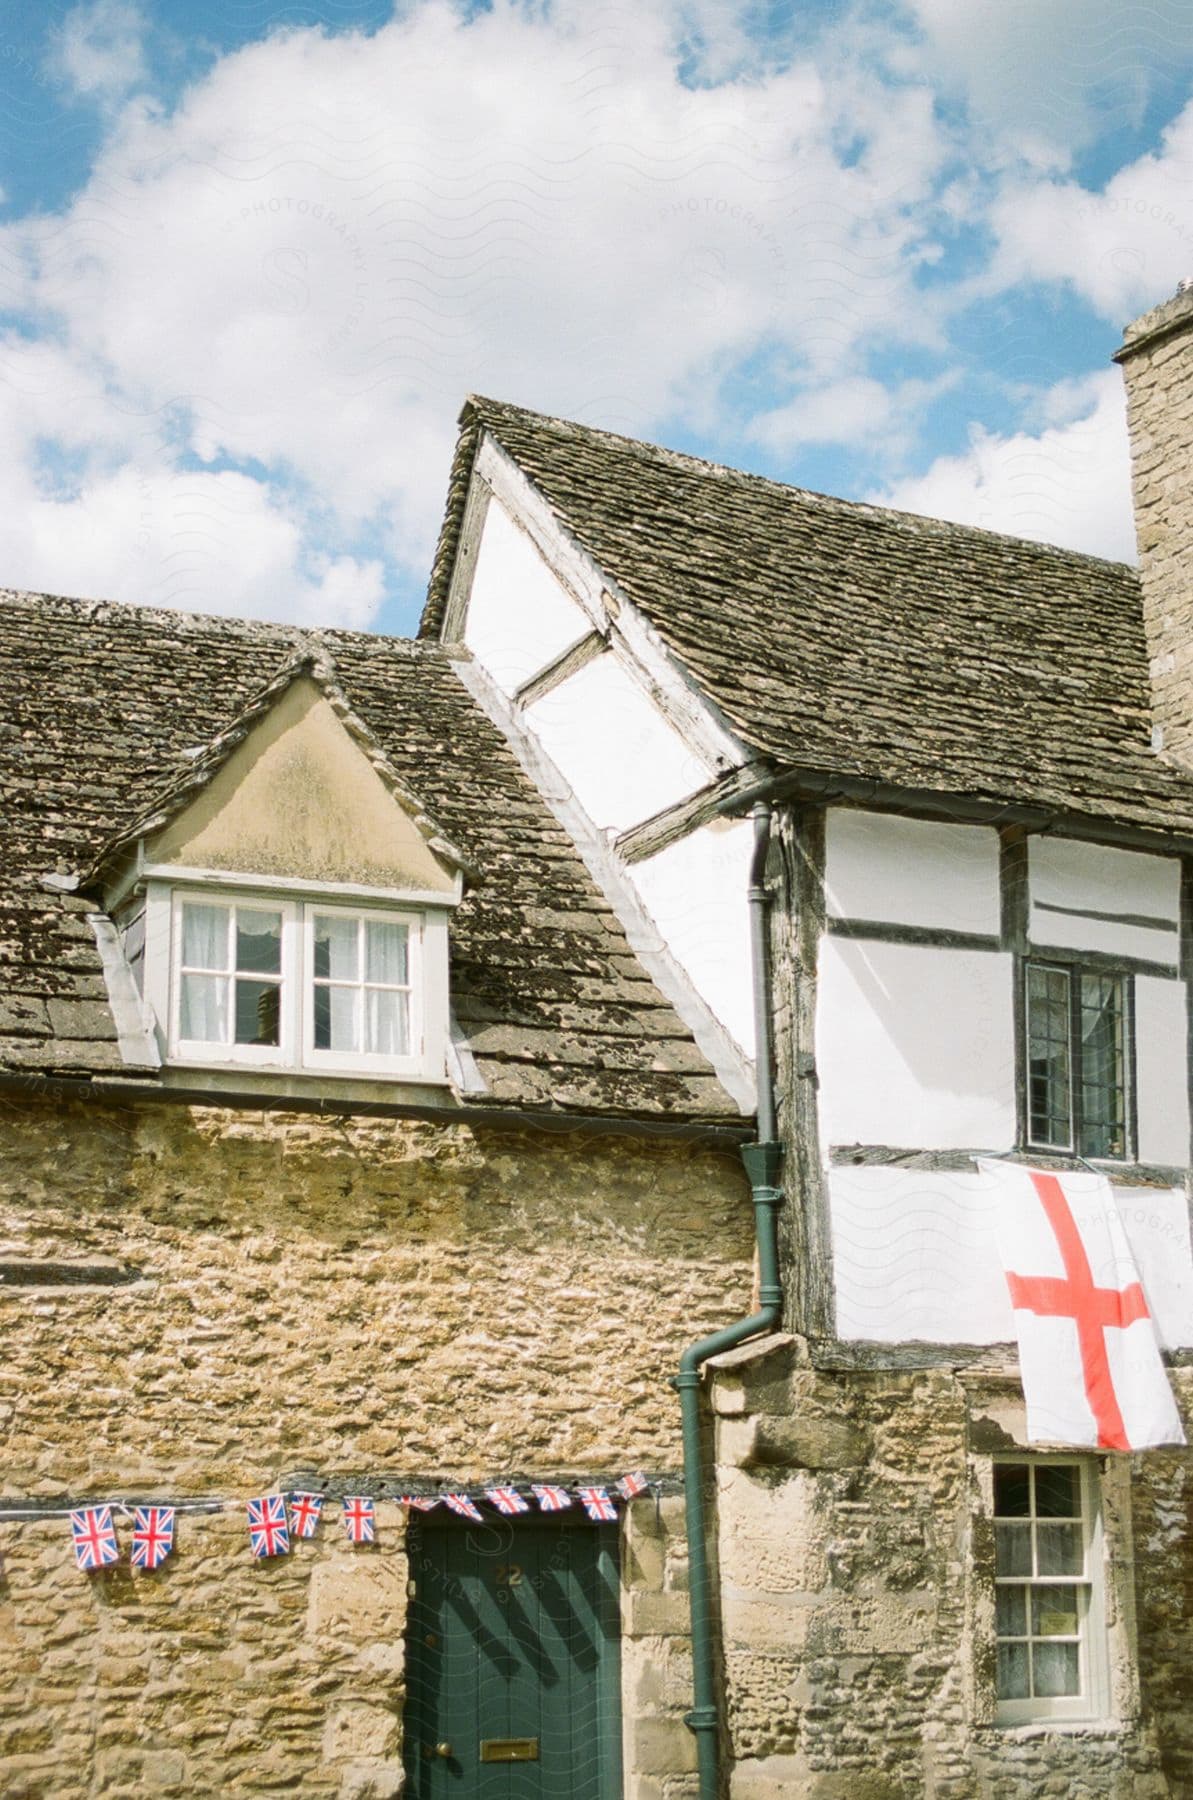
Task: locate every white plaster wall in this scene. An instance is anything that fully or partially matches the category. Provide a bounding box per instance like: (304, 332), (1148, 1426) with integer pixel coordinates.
(825, 811), (1000, 934)
(628, 817), (754, 1058)
(816, 939), (1016, 1151)
(463, 497), (592, 695)
(830, 1165), (1193, 1347)
(525, 655), (711, 834)
(1029, 837), (1181, 967)
(1135, 975), (1191, 1167)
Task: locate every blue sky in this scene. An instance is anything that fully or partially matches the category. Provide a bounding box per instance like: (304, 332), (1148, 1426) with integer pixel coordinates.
(2, 0), (1193, 636)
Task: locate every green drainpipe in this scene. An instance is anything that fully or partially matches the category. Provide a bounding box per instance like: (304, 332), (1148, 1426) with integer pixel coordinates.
(674, 803), (784, 1800)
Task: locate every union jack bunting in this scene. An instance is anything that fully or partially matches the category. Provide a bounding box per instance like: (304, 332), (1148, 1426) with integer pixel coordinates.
(577, 1486), (617, 1522)
(288, 1491), (323, 1539)
(532, 1484), (572, 1513)
(401, 1495), (440, 1511)
(444, 1493), (483, 1522)
(485, 1487), (529, 1515)
(342, 1497), (375, 1544)
(616, 1472), (649, 1500)
(247, 1493), (290, 1559)
(131, 1505), (175, 1571)
(70, 1505), (120, 1572)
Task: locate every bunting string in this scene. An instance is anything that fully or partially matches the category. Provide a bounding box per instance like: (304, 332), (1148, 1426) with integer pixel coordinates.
(3, 1471), (660, 1576)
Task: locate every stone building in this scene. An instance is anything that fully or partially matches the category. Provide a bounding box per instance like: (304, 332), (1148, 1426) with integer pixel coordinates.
(0, 605), (757, 1796)
(6, 278), (1193, 1800)
(416, 281), (1193, 1797)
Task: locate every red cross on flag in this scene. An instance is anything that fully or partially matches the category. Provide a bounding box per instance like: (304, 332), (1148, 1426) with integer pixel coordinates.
(979, 1161), (1186, 1450)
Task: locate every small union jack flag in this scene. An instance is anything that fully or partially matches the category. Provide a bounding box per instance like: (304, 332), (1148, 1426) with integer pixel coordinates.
(401, 1495), (440, 1511)
(532, 1484), (572, 1513)
(70, 1505), (119, 1572)
(343, 1497), (375, 1544)
(444, 1493), (483, 1522)
(577, 1486), (617, 1521)
(288, 1492), (323, 1539)
(485, 1487), (529, 1515)
(616, 1472), (649, 1500)
(247, 1494), (290, 1559)
(131, 1505), (174, 1571)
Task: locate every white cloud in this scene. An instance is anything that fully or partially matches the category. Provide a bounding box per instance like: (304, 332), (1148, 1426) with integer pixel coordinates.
(748, 371), (957, 455)
(869, 370), (1135, 562)
(907, 0), (1193, 167)
(982, 99), (1193, 321)
(46, 0), (149, 107)
(0, 0), (955, 626)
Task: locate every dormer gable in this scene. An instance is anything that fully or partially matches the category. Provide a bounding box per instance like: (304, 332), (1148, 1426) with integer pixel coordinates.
(85, 654), (472, 1090)
(90, 653), (471, 906)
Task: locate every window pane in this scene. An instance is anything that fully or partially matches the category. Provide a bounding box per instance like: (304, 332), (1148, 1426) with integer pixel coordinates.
(180, 971), (228, 1041)
(366, 988), (409, 1056)
(1036, 1523), (1083, 1577)
(314, 984), (358, 1052)
(996, 1585), (1027, 1636)
(365, 919), (408, 986)
(1079, 973), (1127, 1159)
(314, 914), (358, 981)
(182, 902), (229, 971)
(1035, 1465), (1080, 1519)
(1027, 965), (1072, 1147)
(1033, 1640), (1080, 1697)
(995, 1523), (1032, 1577)
(236, 911), (282, 975)
(994, 1464), (1031, 1517)
(997, 1641), (1030, 1700)
(1032, 1585), (1079, 1637)
(235, 978), (281, 1047)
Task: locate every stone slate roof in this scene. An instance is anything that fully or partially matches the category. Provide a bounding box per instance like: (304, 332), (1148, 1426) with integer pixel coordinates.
(423, 397), (1193, 841)
(0, 588), (739, 1121)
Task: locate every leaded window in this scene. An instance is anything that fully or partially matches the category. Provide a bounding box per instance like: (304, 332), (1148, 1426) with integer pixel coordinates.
(1025, 962), (1131, 1160)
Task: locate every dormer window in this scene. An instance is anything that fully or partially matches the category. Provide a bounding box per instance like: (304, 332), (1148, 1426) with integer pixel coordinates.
(85, 661), (472, 1093)
(165, 888), (435, 1079)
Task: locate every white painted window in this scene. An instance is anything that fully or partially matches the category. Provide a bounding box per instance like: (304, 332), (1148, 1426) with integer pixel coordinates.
(993, 1458), (1109, 1725)
(165, 888), (436, 1080)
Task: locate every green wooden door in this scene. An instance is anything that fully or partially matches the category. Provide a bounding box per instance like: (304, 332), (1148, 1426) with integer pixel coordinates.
(404, 1511), (622, 1799)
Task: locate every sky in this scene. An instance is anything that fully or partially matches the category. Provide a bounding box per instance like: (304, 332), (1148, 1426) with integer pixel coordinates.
(2, 1), (1193, 638)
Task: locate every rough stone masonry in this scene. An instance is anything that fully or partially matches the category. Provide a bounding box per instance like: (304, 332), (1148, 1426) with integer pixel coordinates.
(0, 1095), (752, 1799)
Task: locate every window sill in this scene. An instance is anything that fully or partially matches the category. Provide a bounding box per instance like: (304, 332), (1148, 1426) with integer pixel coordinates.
(161, 1063), (454, 1108)
(990, 1718), (1125, 1739)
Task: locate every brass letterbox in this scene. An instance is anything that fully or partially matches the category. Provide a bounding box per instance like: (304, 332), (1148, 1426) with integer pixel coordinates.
(479, 1738), (540, 1762)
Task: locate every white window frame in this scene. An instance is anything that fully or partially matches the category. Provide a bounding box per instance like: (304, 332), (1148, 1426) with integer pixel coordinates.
(152, 879), (449, 1084)
(169, 892), (298, 1069)
(992, 1456), (1110, 1727)
(301, 902), (423, 1076)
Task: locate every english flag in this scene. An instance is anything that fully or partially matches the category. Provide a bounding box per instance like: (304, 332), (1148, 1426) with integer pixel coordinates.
(444, 1493), (483, 1523)
(616, 1472), (649, 1500)
(978, 1161), (1185, 1450)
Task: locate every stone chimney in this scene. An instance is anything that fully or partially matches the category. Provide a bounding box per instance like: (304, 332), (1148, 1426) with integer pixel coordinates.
(1115, 282), (1193, 760)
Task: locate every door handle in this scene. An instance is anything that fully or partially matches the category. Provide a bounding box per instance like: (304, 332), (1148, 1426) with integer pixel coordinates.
(435, 1743), (453, 1759)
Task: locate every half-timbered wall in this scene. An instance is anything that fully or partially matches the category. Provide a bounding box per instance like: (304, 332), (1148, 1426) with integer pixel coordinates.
(459, 491), (757, 1062)
(817, 808), (1193, 1347)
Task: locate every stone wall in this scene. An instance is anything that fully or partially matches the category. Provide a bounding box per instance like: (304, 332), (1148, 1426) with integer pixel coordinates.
(0, 1095), (752, 1797)
(1117, 285), (1193, 763)
(709, 1335), (1193, 1800)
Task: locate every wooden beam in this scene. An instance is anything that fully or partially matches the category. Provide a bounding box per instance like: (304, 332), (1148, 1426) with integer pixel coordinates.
(825, 918), (1001, 953)
(513, 630), (606, 711)
(614, 764), (770, 865)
